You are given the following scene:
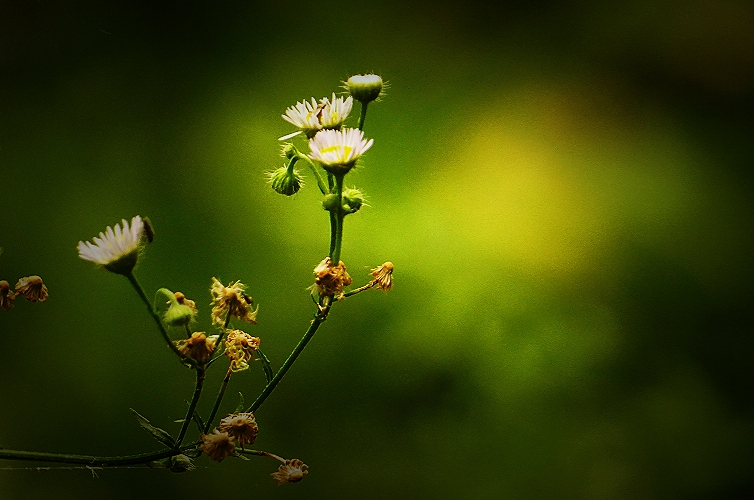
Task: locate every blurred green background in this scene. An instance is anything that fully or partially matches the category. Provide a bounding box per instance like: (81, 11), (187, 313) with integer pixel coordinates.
(2, 0), (753, 498)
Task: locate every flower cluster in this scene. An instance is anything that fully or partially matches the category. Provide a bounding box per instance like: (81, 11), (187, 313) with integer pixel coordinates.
(201, 412), (258, 462)
(281, 93), (353, 139)
(1, 276), (49, 311)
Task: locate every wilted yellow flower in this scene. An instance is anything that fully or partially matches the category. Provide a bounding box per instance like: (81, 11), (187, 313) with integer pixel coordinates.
(224, 329), (261, 372)
(14, 275), (48, 302)
(1, 280), (18, 311)
(200, 430), (235, 462)
(174, 332), (218, 362)
(370, 262), (394, 292)
(218, 412), (258, 447)
(312, 257), (352, 297)
(210, 277), (258, 326)
(271, 459), (308, 485)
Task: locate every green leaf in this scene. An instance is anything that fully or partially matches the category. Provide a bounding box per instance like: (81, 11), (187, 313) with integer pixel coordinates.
(234, 392), (245, 414)
(131, 408), (177, 448)
(192, 410), (205, 433)
(256, 348), (274, 383)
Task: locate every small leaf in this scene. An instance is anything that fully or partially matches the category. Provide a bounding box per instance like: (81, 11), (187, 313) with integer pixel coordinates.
(234, 392), (245, 414)
(192, 410), (205, 433)
(131, 408), (177, 448)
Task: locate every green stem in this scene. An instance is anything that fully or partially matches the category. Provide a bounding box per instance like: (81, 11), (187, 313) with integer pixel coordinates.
(256, 348), (274, 383)
(341, 280), (376, 298)
(176, 366), (206, 445)
(330, 174), (345, 264)
(246, 296), (332, 414)
(204, 367), (232, 433)
(125, 272), (195, 367)
(239, 449), (286, 463)
(0, 446), (194, 467)
(358, 101), (369, 131)
(299, 154), (328, 195)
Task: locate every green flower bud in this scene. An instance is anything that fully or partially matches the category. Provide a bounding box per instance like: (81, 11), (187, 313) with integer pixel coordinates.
(158, 288), (198, 327)
(164, 303), (197, 327)
(322, 193), (340, 212)
(269, 165), (304, 196)
(346, 74), (384, 104)
(170, 454), (195, 473)
(342, 187), (365, 214)
(280, 142), (297, 160)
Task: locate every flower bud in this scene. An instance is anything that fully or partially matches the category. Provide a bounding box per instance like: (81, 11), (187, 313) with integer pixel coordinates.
(342, 187), (365, 214)
(321, 193), (340, 212)
(346, 74), (384, 104)
(280, 142), (297, 160)
(269, 165), (304, 196)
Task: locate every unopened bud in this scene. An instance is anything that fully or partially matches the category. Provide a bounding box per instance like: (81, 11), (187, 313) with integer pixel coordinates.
(346, 74), (384, 104)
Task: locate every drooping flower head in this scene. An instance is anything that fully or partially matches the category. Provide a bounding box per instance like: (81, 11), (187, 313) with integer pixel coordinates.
(14, 275), (49, 302)
(200, 429), (235, 462)
(282, 93), (353, 139)
(370, 262), (394, 292)
(308, 128), (373, 175)
(224, 329), (261, 372)
(174, 332), (218, 362)
(218, 412), (258, 447)
(210, 277), (258, 326)
(0, 280), (17, 311)
(77, 216), (149, 275)
(271, 459), (309, 485)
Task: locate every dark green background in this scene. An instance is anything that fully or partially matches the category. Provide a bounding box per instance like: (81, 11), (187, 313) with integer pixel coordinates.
(2, 1), (753, 498)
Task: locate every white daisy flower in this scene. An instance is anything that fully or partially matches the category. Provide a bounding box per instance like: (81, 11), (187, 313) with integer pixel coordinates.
(281, 93), (353, 139)
(308, 128), (373, 174)
(77, 216), (147, 275)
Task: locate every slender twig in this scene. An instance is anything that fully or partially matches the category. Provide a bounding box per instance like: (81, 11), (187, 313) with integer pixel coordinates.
(124, 272), (195, 366)
(204, 367), (233, 433)
(247, 296), (332, 413)
(176, 366), (206, 445)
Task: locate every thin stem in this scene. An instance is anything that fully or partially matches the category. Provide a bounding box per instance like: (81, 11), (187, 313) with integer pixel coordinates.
(246, 296), (332, 414)
(329, 211), (337, 258)
(341, 280), (376, 298)
(124, 272), (195, 367)
(204, 367), (232, 433)
(330, 174), (345, 264)
(176, 366), (206, 445)
(239, 449), (286, 463)
(0, 446), (195, 467)
(299, 154), (328, 195)
(358, 101), (369, 131)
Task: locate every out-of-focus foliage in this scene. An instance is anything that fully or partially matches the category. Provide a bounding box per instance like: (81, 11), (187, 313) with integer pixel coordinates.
(1, 1), (752, 498)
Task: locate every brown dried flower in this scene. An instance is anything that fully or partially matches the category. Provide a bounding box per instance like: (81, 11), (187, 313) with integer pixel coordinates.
(15, 275), (48, 302)
(210, 277), (258, 326)
(200, 429), (235, 462)
(370, 261), (394, 292)
(174, 332), (218, 362)
(224, 329), (261, 372)
(312, 257), (352, 297)
(218, 412), (259, 447)
(271, 459), (309, 485)
(1, 280), (18, 311)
